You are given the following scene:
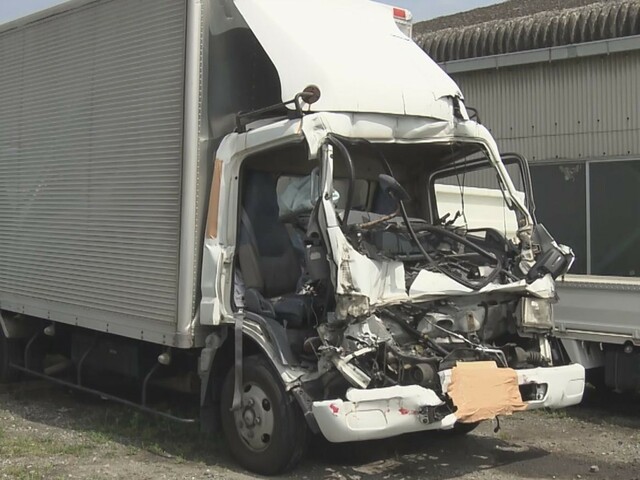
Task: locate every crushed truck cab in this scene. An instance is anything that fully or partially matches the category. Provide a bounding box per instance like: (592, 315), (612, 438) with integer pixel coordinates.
(0, 0), (584, 475)
(204, 103), (584, 466)
(197, 0), (585, 471)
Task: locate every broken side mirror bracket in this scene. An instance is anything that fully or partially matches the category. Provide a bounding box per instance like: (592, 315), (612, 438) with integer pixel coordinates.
(527, 224), (573, 281)
(235, 85), (321, 133)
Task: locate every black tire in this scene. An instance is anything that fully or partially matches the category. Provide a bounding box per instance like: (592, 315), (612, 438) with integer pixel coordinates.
(220, 355), (307, 475)
(0, 330), (21, 384)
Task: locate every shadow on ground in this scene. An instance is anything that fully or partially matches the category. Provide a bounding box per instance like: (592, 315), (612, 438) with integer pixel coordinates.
(1, 380), (638, 480)
(563, 383), (640, 429)
(293, 428), (635, 480)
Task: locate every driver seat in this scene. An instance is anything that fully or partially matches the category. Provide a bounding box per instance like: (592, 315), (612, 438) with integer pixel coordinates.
(237, 170), (313, 328)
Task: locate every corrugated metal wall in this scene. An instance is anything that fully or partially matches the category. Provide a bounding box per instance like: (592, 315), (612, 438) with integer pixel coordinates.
(0, 0), (187, 325)
(436, 163), (524, 190)
(452, 50), (640, 161)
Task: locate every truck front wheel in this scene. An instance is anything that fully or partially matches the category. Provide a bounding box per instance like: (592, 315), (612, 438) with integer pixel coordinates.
(220, 355), (307, 475)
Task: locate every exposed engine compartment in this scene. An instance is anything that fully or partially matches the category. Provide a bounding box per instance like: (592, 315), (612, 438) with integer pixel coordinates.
(311, 294), (550, 398)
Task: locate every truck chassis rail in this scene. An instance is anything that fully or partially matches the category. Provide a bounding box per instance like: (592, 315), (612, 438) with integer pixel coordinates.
(9, 363), (198, 424)
(9, 331), (198, 424)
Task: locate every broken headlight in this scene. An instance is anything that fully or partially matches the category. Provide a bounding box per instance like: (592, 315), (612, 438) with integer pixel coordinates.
(520, 298), (554, 331)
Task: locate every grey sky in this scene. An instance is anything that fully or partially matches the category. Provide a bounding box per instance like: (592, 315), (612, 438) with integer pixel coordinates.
(0, 0), (67, 24)
(0, 0), (504, 24)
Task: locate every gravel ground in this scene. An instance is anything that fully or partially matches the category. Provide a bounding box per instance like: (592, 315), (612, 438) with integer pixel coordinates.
(0, 380), (639, 480)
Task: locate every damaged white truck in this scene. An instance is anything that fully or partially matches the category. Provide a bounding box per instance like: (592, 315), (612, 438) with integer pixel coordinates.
(0, 0), (585, 475)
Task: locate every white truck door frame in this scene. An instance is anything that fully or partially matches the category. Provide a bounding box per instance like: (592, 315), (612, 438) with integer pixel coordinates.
(200, 121), (311, 326)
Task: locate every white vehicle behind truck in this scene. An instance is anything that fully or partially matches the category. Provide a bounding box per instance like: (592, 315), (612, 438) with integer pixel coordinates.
(525, 136), (640, 395)
(0, 0), (584, 475)
(554, 276), (640, 393)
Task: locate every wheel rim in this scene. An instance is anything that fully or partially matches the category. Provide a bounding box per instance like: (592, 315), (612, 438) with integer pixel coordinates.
(233, 382), (275, 452)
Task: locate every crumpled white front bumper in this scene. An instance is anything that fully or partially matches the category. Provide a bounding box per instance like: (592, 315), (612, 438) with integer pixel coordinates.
(312, 363), (585, 443)
(518, 363), (585, 409)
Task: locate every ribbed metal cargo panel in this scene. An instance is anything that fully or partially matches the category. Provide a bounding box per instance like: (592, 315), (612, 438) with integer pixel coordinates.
(450, 51), (640, 162)
(0, 0), (187, 325)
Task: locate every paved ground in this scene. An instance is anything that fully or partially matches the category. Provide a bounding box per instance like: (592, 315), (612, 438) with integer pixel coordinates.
(0, 380), (639, 480)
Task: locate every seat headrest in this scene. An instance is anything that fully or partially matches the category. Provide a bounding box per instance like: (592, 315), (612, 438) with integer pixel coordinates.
(242, 170), (280, 224)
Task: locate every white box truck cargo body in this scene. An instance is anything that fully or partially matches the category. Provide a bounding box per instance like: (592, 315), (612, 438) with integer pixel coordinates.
(0, 0), (204, 347)
(554, 275), (640, 392)
(0, 0), (586, 475)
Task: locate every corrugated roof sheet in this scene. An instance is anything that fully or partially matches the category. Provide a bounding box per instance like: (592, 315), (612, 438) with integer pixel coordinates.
(415, 0), (604, 35)
(419, 1), (640, 63)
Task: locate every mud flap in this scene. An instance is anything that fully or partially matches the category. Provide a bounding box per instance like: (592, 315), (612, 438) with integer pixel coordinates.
(291, 386), (320, 434)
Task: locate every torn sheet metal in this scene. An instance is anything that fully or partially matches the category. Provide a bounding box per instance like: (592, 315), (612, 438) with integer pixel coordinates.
(329, 229), (408, 316)
(446, 362), (527, 423)
(328, 232), (557, 313)
(409, 271), (557, 301)
(329, 223), (557, 313)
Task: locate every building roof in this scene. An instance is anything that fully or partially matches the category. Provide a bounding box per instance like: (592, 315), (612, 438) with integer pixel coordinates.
(417, 0), (640, 63)
(415, 0), (603, 34)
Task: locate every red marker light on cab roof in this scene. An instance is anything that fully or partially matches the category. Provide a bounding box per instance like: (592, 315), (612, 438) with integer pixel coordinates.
(393, 7), (407, 20)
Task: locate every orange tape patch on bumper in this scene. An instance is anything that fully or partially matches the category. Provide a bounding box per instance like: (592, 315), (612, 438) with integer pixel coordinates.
(447, 361), (527, 423)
